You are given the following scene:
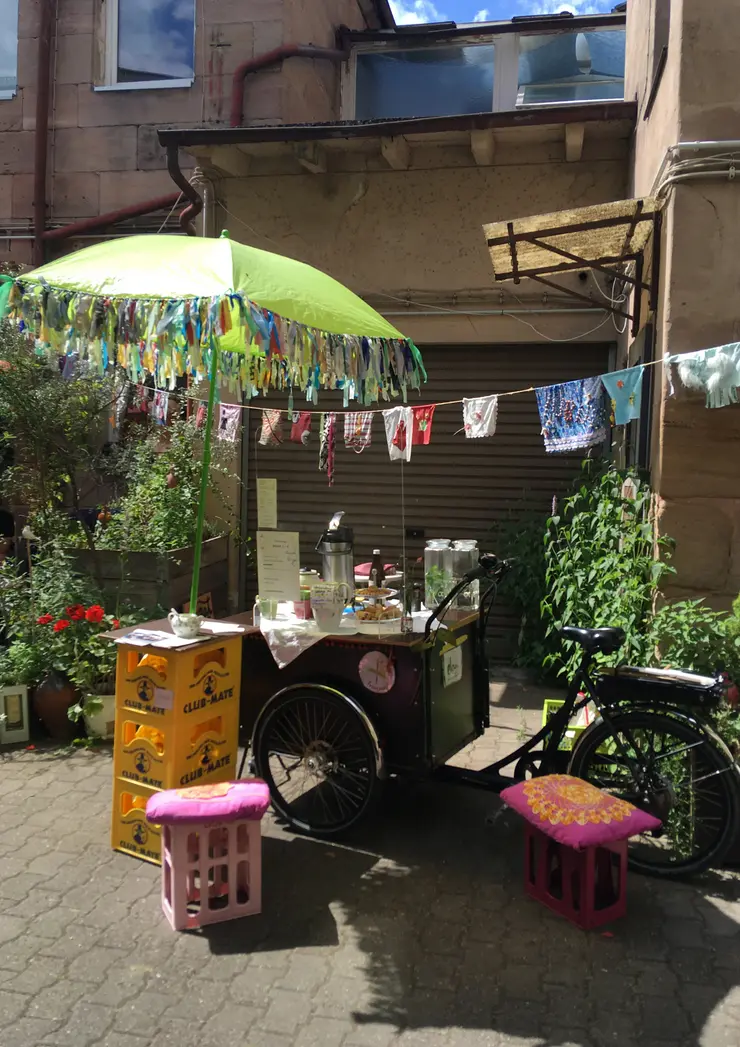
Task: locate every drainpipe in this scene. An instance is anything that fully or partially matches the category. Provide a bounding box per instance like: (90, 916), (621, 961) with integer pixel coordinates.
(230, 45), (348, 128)
(33, 0), (56, 267)
(41, 193), (180, 241)
(166, 146), (203, 236)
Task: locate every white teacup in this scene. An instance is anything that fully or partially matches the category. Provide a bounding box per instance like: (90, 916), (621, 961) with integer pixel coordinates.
(310, 582), (350, 633)
(168, 608), (203, 638)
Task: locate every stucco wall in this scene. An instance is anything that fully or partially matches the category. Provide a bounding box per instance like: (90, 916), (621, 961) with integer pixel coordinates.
(628, 0), (740, 605)
(220, 144), (628, 345)
(0, 0), (366, 267)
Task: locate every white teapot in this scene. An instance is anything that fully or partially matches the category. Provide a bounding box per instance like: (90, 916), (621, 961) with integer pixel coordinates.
(168, 608), (203, 639)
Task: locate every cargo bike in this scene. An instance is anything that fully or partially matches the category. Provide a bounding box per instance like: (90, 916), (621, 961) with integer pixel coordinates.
(239, 554), (740, 878)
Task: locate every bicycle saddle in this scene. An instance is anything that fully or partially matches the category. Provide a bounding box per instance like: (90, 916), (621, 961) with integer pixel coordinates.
(560, 626), (625, 654)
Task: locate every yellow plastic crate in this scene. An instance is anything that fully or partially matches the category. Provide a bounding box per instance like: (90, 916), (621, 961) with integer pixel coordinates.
(111, 779), (162, 865)
(541, 698), (589, 751)
(113, 706), (239, 790)
(115, 637), (241, 722)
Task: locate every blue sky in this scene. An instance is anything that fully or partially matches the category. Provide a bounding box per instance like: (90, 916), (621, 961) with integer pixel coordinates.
(389, 1), (615, 24)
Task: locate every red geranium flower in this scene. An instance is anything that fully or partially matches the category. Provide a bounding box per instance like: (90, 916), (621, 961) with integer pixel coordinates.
(85, 605), (105, 624)
(112, 619), (120, 629)
(53, 619), (71, 632)
(66, 604), (85, 621)
(37, 613), (53, 625)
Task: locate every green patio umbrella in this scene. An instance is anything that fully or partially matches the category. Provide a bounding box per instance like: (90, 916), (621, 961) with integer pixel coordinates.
(7, 233), (425, 610)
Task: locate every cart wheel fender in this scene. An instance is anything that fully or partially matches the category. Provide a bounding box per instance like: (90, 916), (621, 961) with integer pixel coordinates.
(568, 704), (740, 780)
(250, 682), (385, 778)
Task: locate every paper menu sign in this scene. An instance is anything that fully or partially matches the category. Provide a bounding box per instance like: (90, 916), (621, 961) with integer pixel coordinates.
(256, 530), (301, 602)
(257, 477), (278, 529)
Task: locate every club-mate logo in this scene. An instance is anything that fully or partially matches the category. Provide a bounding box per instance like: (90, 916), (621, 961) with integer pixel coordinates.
(203, 673), (217, 698)
(136, 678), (154, 703)
(131, 821), (148, 846)
(134, 750), (151, 775)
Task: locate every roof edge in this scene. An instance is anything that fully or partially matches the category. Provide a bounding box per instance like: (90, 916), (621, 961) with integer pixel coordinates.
(159, 101), (637, 150)
(344, 10), (625, 44)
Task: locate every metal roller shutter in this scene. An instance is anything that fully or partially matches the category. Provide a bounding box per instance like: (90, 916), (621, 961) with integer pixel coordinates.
(244, 342), (611, 659)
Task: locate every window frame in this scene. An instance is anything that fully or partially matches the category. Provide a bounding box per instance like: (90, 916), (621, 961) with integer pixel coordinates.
(0, 0), (19, 101)
(347, 27), (626, 122)
(95, 0), (196, 94)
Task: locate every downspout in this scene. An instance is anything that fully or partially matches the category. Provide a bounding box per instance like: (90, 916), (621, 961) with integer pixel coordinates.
(33, 0), (56, 266)
(230, 44), (348, 128)
(166, 145), (203, 236)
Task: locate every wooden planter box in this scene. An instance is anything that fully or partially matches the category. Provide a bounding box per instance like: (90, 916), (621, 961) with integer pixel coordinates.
(67, 536), (229, 616)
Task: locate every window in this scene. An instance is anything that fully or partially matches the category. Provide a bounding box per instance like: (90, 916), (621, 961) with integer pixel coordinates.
(99, 0), (195, 91)
(517, 29), (626, 107)
(351, 26), (625, 122)
(0, 0), (18, 100)
(355, 44), (495, 121)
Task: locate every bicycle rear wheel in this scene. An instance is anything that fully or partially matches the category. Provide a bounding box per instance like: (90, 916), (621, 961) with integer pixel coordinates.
(569, 709), (740, 877)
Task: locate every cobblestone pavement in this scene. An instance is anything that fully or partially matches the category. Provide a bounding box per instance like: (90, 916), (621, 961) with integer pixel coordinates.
(2, 678), (740, 1047)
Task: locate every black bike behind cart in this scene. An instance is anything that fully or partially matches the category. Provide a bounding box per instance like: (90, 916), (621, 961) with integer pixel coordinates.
(239, 555), (740, 878)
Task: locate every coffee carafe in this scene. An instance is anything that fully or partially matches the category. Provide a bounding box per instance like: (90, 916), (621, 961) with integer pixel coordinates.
(316, 511), (354, 591)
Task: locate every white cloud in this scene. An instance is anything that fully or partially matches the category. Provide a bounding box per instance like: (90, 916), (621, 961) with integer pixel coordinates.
(389, 1), (446, 25)
(473, 9), (490, 21)
(523, 0), (611, 12)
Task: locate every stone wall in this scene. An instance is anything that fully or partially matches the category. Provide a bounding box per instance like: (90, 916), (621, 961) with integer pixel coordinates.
(0, 0), (368, 266)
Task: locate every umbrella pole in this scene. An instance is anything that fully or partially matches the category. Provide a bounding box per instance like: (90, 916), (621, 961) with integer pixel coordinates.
(189, 342), (219, 612)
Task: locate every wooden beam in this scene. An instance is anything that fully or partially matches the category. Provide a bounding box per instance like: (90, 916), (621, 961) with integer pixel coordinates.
(294, 142), (327, 174)
(470, 129), (496, 166)
(191, 145), (251, 178)
(381, 135), (410, 170)
(565, 122), (585, 162)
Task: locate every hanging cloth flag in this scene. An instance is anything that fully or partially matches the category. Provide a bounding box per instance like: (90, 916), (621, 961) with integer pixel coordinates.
(151, 389), (168, 426)
(319, 413), (336, 484)
(535, 376), (607, 453)
(672, 344), (740, 409)
(462, 395), (498, 439)
(344, 411), (373, 452)
(382, 406), (413, 462)
(601, 365), (644, 425)
(411, 404), (435, 445)
(217, 403), (241, 442)
(194, 402), (207, 429)
(129, 385), (149, 415)
(290, 411), (312, 445)
(258, 409), (283, 447)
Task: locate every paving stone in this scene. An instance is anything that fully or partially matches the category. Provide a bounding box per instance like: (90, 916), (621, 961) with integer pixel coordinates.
(261, 989), (313, 1034)
(0, 989), (29, 1026)
(296, 1015), (355, 1047)
(26, 981), (87, 1020)
(276, 954), (329, 992)
(0, 914), (27, 945)
(5, 954), (67, 994)
(41, 1002), (115, 1046)
(0, 1016), (64, 1046)
(114, 991), (170, 1034)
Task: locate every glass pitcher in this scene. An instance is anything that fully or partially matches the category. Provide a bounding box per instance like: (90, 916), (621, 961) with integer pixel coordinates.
(451, 539), (479, 610)
(424, 539), (452, 610)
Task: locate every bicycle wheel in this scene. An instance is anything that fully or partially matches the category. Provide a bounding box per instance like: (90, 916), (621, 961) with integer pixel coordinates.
(252, 686), (380, 837)
(569, 709), (740, 877)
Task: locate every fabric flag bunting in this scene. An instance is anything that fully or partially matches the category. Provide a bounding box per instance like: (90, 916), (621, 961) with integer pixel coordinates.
(535, 376), (607, 454)
(258, 409), (283, 447)
(151, 389), (168, 426)
(217, 404), (241, 442)
(290, 411), (312, 445)
(411, 404), (435, 445)
(319, 413), (337, 484)
(463, 395), (498, 439)
(383, 406), (413, 462)
(671, 344), (740, 409)
(601, 365), (644, 425)
(344, 412), (373, 452)
(194, 402), (207, 429)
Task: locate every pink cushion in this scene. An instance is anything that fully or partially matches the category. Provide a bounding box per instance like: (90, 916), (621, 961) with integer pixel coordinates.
(145, 780), (270, 825)
(500, 774), (662, 850)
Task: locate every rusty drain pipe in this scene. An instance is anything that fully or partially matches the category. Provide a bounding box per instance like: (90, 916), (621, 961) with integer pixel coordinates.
(167, 145), (203, 236)
(33, 0), (56, 266)
(230, 44), (349, 128)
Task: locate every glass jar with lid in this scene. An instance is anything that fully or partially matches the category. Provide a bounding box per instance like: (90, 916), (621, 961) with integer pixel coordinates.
(424, 539), (452, 610)
(451, 539), (479, 610)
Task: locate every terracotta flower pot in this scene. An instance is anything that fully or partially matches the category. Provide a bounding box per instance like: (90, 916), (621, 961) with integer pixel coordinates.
(32, 671), (79, 742)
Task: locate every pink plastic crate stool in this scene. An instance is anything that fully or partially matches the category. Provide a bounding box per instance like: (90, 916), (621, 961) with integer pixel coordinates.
(500, 774), (662, 931)
(146, 780), (270, 932)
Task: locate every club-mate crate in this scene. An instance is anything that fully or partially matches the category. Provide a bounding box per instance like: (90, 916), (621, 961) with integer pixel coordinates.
(111, 633), (242, 864)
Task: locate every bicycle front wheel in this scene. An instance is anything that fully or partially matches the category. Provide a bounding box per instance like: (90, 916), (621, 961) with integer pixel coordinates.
(569, 709), (740, 877)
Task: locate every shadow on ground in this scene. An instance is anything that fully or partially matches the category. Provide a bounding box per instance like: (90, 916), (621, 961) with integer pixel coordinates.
(205, 774), (740, 1047)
